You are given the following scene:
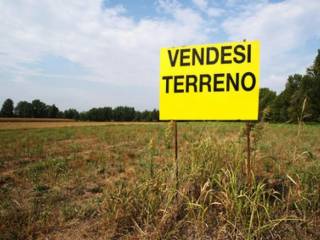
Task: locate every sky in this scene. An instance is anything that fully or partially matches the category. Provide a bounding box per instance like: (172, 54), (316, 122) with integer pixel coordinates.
(0, 0), (319, 111)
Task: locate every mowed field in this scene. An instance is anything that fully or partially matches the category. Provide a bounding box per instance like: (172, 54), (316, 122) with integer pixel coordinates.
(1, 121), (320, 239)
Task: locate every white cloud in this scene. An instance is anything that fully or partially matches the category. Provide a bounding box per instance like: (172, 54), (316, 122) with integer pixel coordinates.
(0, 0), (208, 89)
(206, 7), (225, 17)
(192, 0), (208, 10)
(192, 0), (225, 17)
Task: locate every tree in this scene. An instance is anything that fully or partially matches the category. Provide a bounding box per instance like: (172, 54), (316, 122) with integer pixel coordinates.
(31, 99), (48, 118)
(113, 106), (135, 121)
(123, 107), (135, 121)
(259, 88), (276, 120)
(151, 109), (159, 121)
(141, 110), (152, 121)
(47, 104), (59, 118)
(286, 74), (304, 122)
(79, 112), (88, 121)
(307, 49), (320, 78)
(269, 50), (320, 122)
(87, 108), (105, 121)
(270, 74), (303, 122)
(103, 107), (113, 121)
(1, 98), (14, 117)
(57, 111), (64, 118)
(283, 50), (320, 122)
(14, 101), (33, 117)
(134, 111), (142, 121)
(290, 74), (318, 122)
(64, 109), (79, 120)
(271, 92), (289, 122)
(304, 49), (320, 121)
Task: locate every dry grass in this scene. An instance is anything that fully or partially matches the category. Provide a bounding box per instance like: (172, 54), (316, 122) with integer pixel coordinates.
(0, 118), (75, 122)
(0, 121), (159, 130)
(1, 122), (320, 239)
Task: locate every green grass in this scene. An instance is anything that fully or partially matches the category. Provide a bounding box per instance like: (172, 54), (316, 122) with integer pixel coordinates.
(1, 122), (320, 239)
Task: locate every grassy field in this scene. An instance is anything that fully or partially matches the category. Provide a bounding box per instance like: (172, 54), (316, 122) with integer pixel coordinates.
(0, 121), (158, 130)
(1, 121), (320, 239)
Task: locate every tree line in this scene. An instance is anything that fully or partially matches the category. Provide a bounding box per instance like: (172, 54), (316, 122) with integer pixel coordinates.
(1, 49), (319, 123)
(0, 99), (159, 121)
(259, 49), (320, 122)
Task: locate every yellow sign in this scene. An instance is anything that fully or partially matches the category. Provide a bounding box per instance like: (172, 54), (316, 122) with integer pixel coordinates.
(159, 41), (260, 120)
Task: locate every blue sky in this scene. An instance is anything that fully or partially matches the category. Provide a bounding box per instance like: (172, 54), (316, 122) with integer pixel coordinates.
(0, 0), (319, 111)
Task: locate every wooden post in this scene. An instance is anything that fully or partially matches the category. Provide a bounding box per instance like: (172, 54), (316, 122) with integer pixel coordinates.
(246, 122), (252, 186)
(173, 120), (179, 190)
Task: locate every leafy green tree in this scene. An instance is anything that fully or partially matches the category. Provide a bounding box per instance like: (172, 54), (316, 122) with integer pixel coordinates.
(47, 104), (59, 118)
(151, 109), (159, 121)
(124, 107), (135, 121)
(259, 88), (276, 120)
(307, 49), (320, 78)
(286, 74), (304, 122)
(79, 112), (88, 121)
(271, 92), (289, 122)
(134, 111), (142, 121)
(87, 108), (109, 121)
(1, 98), (14, 117)
(270, 50), (320, 122)
(304, 49), (320, 121)
(64, 109), (79, 120)
(271, 74), (303, 122)
(113, 106), (135, 121)
(31, 99), (48, 118)
(141, 110), (152, 121)
(14, 101), (33, 117)
(284, 50), (320, 122)
(292, 75), (318, 121)
(104, 107), (113, 121)
(57, 111), (64, 118)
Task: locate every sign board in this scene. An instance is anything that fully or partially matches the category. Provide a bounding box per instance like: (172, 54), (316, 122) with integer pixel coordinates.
(159, 41), (260, 120)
